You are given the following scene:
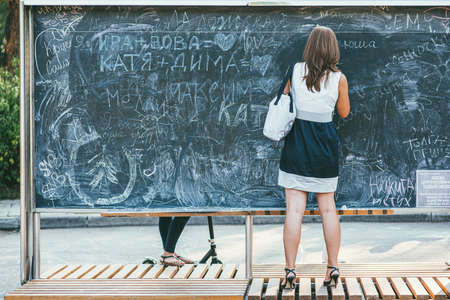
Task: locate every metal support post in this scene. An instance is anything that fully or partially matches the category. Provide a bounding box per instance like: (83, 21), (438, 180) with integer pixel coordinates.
(32, 213), (40, 279)
(245, 215), (253, 279)
(19, 0), (32, 285)
(28, 5), (39, 280)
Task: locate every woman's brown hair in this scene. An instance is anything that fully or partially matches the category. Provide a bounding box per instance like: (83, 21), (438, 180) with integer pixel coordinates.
(302, 26), (340, 92)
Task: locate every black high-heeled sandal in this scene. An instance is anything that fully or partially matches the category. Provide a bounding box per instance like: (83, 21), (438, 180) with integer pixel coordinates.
(281, 267), (296, 289)
(323, 265), (340, 287)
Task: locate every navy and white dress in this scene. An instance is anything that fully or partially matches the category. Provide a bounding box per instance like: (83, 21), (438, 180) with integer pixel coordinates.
(278, 62), (341, 193)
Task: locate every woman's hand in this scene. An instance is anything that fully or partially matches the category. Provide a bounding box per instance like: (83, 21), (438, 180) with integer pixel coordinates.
(283, 80), (291, 95)
(336, 74), (350, 118)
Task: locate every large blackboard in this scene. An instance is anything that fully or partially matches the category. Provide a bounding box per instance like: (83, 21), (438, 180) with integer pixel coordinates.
(33, 6), (449, 210)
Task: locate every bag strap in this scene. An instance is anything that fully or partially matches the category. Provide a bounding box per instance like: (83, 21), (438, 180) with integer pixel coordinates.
(274, 63), (296, 113)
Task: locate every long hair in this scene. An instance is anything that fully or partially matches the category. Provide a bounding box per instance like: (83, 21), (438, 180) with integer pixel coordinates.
(302, 26), (340, 92)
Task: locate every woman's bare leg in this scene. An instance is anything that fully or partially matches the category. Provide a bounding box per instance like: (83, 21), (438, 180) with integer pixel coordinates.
(317, 192), (341, 281)
(283, 188), (307, 270)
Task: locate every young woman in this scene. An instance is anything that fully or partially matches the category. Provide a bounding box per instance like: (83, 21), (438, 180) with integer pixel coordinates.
(278, 26), (350, 289)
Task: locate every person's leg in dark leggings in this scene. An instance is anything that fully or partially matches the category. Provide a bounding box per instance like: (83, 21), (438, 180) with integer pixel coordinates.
(164, 216), (190, 253)
(159, 217), (171, 248)
(159, 217), (191, 265)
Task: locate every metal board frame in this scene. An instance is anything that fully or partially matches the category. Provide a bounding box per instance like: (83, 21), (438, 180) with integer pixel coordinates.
(22, 2), (447, 215)
(19, 0), (444, 286)
(22, 0), (448, 6)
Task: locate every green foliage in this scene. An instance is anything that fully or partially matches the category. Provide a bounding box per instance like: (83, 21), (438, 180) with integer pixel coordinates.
(0, 1), (8, 65)
(0, 56), (20, 199)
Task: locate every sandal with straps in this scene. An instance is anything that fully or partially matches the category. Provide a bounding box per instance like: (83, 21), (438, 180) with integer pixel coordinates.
(281, 267), (296, 290)
(160, 255), (184, 267)
(174, 253), (195, 264)
(323, 265), (340, 287)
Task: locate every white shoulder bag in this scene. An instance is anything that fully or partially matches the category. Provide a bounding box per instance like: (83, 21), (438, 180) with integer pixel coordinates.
(263, 63), (296, 141)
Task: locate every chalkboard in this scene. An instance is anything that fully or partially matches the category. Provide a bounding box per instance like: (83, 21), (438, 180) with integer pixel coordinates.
(33, 6), (449, 210)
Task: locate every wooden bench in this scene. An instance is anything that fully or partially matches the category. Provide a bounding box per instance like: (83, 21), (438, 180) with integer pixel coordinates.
(5, 263), (248, 299)
(6, 262), (449, 299)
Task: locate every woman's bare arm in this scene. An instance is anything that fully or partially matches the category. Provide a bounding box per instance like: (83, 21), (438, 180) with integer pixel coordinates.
(283, 80), (291, 95)
(336, 73), (350, 118)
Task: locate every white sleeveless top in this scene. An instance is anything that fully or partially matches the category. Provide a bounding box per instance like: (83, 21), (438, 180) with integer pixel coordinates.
(290, 62), (342, 123)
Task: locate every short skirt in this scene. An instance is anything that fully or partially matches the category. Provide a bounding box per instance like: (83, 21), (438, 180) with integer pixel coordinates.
(278, 117), (339, 193)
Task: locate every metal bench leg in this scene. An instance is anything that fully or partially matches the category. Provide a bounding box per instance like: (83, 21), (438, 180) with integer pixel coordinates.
(245, 215), (253, 279)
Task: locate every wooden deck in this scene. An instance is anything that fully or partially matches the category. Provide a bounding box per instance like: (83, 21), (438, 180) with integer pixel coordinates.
(6, 263), (450, 299)
(251, 263), (450, 300)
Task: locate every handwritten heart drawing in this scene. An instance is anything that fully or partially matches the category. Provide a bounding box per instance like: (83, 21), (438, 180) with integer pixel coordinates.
(214, 33), (237, 51)
(258, 78), (277, 94)
(54, 174), (66, 186)
(252, 55), (272, 76)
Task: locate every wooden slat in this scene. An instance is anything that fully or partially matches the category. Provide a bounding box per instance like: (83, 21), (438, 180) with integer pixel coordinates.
(281, 277), (296, 300)
(252, 263), (449, 277)
(81, 264), (109, 279)
(344, 277), (362, 300)
(14, 280), (249, 290)
(188, 264), (209, 279)
(65, 264), (96, 279)
(172, 264), (195, 279)
(126, 264), (152, 279)
(330, 277), (345, 300)
(50, 265), (81, 279)
(420, 277), (447, 300)
(298, 277), (312, 300)
(375, 277), (396, 300)
(253, 263), (446, 270)
(434, 277), (450, 297)
(405, 277), (430, 300)
(252, 267), (450, 274)
(153, 265), (177, 279)
(315, 277), (328, 300)
(113, 264), (138, 279)
(5, 279), (249, 299)
(204, 264), (223, 279)
(40, 265), (67, 279)
(96, 264), (123, 279)
(390, 277), (413, 300)
(265, 277), (280, 300)
(359, 277), (379, 300)
(219, 264), (236, 279)
(142, 264), (165, 279)
(247, 278), (264, 300)
(100, 209), (394, 217)
(20, 279), (247, 284)
(234, 264), (246, 279)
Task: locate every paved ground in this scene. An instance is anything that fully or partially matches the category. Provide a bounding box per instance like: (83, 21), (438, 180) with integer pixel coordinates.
(1, 221), (449, 299)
